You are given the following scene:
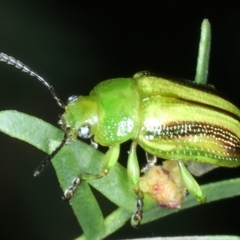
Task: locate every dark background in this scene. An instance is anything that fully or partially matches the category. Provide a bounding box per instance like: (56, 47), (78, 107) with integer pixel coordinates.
(0, 1), (240, 239)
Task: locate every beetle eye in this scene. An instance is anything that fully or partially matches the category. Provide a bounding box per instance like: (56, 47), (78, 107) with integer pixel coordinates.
(78, 125), (91, 139)
(67, 95), (79, 104)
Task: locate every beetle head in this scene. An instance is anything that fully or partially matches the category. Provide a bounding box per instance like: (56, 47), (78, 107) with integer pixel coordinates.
(60, 95), (98, 141)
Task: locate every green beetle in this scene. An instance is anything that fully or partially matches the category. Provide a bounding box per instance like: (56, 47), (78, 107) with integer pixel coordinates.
(1, 53), (240, 226)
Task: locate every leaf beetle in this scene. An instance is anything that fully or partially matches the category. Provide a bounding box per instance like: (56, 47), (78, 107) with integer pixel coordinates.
(1, 52), (240, 227)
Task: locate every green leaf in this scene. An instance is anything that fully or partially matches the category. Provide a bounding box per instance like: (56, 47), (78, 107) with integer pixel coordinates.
(1, 110), (240, 239)
(195, 19), (211, 84)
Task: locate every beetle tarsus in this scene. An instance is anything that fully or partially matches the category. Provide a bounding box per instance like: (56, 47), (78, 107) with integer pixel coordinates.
(131, 198), (143, 228)
(62, 177), (82, 200)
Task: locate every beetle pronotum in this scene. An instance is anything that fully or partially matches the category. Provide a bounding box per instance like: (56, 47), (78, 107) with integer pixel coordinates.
(1, 52), (240, 227)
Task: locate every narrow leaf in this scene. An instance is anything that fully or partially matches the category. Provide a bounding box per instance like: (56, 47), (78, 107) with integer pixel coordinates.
(1, 110), (240, 239)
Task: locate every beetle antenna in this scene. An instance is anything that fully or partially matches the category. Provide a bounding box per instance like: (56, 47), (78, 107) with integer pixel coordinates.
(0, 52), (65, 108)
(34, 131), (68, 177)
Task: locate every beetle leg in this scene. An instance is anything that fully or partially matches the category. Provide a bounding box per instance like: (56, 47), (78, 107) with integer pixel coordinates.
(178, 161), (207, 203)
(141, 152), (157, 173)
(79, 143), (121, 180)
(98, 143), (120, 177)
(146, 152), (157, 165)
(127, 141), (144, 227)
(62, 144), (120, 200)
(90, 137), (98, 149)
(127, 141), (140, 189)
(131, 198), (144, 228)
(62, 176), (82, 200)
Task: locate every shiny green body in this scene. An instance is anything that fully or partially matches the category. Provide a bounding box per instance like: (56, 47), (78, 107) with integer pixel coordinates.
(61, 71), (240, 224)
(63, 71), (240, 167)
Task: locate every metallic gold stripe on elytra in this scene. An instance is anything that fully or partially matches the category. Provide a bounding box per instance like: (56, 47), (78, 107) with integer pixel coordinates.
(145, 121), (240, 149)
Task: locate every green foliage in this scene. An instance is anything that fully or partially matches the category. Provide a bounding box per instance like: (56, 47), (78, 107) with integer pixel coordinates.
(1, 110), (240, 239)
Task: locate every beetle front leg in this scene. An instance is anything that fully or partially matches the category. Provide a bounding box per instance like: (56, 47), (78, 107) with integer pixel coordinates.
(83, 143), (121, 179)
(178, 161), (207, 203)
(127, 141), (144, 227)
(98, 143), (120, 177)
(63, 144), (120, 200)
